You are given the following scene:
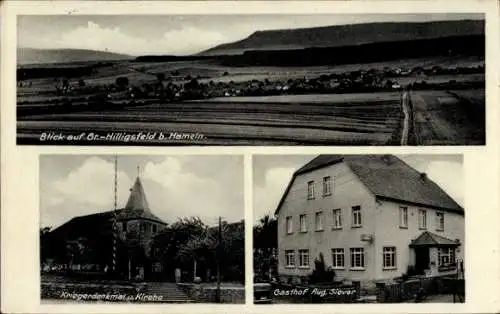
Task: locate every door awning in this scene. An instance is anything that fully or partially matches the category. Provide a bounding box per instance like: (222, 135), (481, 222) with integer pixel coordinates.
(409, 231), (460, 248)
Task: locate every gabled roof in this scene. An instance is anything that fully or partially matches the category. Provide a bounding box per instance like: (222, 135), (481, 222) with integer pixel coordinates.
(410, 231), (460, 247)
(52, 207), (166, 237)
(116, 208), (165, 223)
(275, 155), (463, 215)
(51, 176), (166, 236)
(125, 176), (150, 211)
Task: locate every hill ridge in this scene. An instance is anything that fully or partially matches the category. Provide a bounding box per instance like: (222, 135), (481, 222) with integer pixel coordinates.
(17, 47), (132, 65)
(199, 19), (484, 56)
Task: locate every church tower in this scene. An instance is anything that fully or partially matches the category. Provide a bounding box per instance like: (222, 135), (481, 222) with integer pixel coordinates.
(125, 175), (150, 212)
(117, 170), (166, 244)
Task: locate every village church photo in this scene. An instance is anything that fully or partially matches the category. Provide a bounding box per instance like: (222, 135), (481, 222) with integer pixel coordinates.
(39, 154), (244, 303)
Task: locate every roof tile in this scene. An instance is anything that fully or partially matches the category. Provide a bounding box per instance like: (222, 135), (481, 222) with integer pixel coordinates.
(276, 155), (463, 214)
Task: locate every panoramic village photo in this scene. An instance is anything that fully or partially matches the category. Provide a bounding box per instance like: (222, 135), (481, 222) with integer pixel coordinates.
(39, 154), (245, 303)
(253, 154), (465, 303)
(17, 13), (485, 146)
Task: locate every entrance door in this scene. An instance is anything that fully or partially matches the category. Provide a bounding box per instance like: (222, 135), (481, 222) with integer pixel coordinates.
(414, 247), (430, 275)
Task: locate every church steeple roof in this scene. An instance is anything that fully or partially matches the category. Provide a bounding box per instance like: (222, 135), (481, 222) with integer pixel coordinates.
(125, 176), (150, 211)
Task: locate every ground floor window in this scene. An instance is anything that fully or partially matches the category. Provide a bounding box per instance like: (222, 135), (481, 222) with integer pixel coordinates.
(285, 250), (295, 267)
(383, 247), (397, 269)
(438, 247), (456, 267)
(350, 248), (365, 269)
(332, 248), (345, 269)
(299, 249), (310, 268)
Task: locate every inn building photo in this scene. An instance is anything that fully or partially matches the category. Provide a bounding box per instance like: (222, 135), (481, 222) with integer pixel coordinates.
(39, 154), (245, 303)
(253, 154), (464, 303)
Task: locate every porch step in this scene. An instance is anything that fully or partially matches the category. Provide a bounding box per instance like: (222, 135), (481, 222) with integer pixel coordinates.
(356, 295), (378, 303)
(143, 282), (193, 303)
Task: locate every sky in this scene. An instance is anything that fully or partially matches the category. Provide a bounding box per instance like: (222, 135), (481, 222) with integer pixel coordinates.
(18, 13), (483, 56)
(40, 155), (244, 229)
(253, 155), (464, 223)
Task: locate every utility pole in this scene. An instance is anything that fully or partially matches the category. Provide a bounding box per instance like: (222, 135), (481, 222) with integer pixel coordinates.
(216, 216), (222, 303)
(112, 155), (118, 276)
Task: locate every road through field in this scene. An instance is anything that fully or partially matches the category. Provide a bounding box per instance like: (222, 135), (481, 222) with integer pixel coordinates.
(410, 90), (485, 145)
(400, 91), (409, 145)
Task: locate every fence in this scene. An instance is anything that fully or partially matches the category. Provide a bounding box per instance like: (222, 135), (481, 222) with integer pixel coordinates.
(177, 283), (245, 303)
(376, 276), (465, 303)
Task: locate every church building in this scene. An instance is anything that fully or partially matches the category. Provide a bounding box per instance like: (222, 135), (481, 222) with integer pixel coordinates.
(42, 174), (167, 281)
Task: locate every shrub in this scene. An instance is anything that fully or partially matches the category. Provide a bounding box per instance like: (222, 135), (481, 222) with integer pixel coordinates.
(400, 265), (420, 282)
(115, 77), (129, 89)
(156, 73), (166, 82)
(184, 78), (199, 90)
(78, 79), (86, 87)
(308, 253), (335, 284)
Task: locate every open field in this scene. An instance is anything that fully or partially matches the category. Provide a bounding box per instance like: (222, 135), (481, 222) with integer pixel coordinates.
(203, 92), (402, 103)
(17, 54), (485, 146)
(17, 93), (402, 145)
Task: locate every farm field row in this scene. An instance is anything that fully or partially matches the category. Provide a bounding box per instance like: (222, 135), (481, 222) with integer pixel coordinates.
(17, 94), (402, 145)
(202, 92), (402, 103)
(127, 55), (483, 76)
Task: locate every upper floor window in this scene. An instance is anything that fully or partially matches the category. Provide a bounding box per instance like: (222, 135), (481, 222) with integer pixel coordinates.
(299, 249), (310, 268)
(307, 181), (315, 200)
(383, 247), (397, 269)
(332, 248), (345, 269)
(152, 224), (157, 233)
(352, 206), (362, 227)
(350, 248), (365, 269)
(436, 212), (444, 231)
(399, 206), (408, 228)
(286, 216), (293, 234)
(419, 209), (427, 229)
(299, 214), (308, 233)
(333, 208), (342, 229)
(315, 211), (324, 231)
(285, 250), (295, 267)
(323, 176), (332, 196)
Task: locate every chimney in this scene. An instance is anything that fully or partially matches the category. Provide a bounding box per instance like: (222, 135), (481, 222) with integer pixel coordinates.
(420, 173), (427, 180)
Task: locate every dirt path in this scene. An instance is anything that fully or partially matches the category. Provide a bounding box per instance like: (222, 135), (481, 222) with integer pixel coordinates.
(410, 91), (462, 145)
(400, 91), (409, 145)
